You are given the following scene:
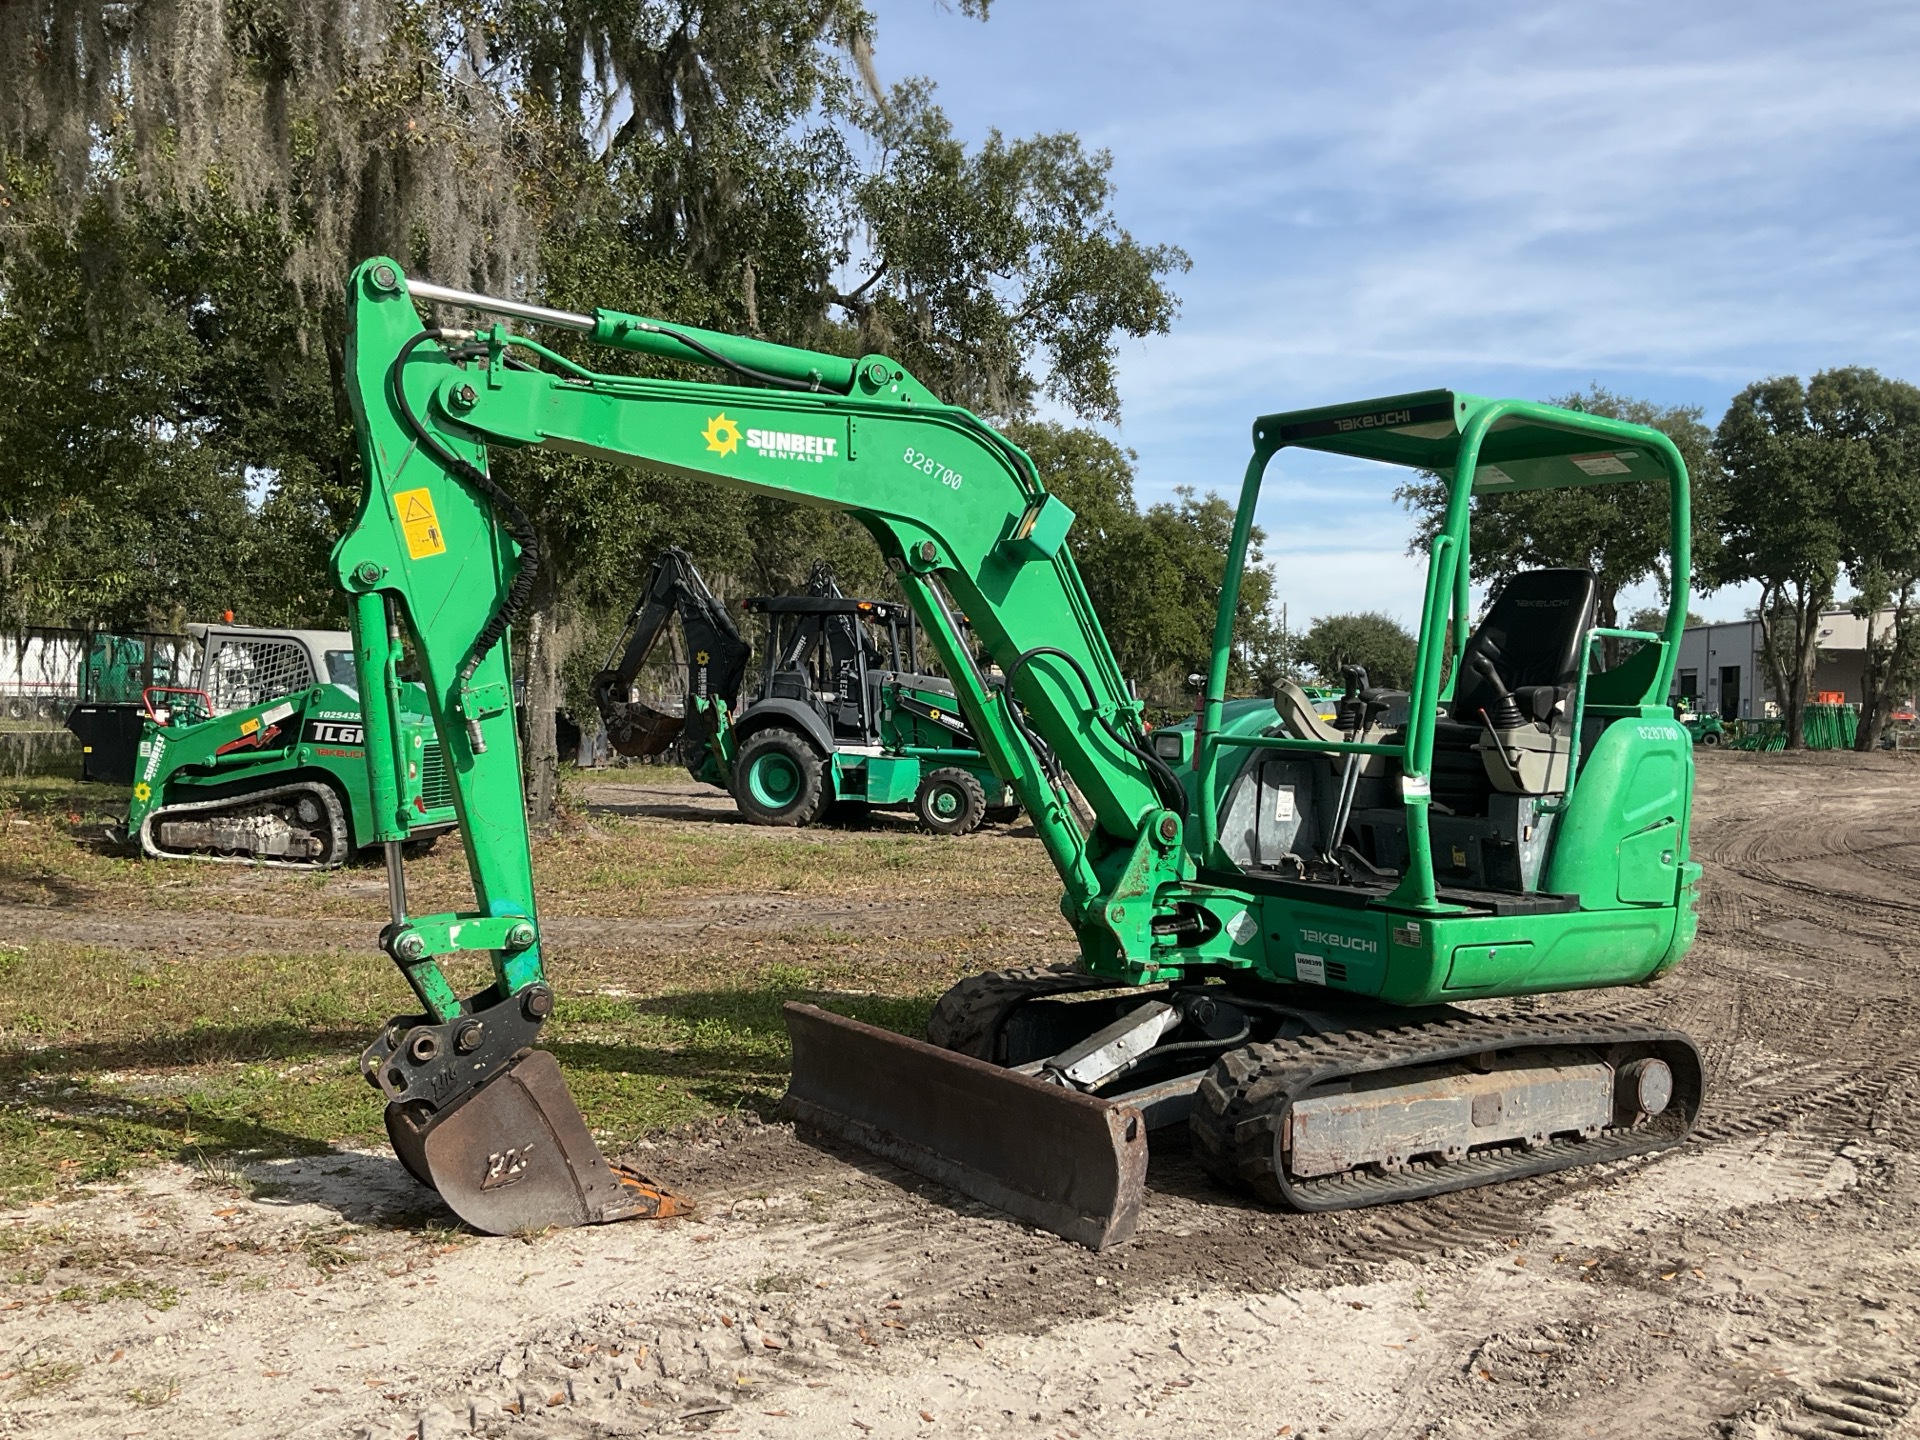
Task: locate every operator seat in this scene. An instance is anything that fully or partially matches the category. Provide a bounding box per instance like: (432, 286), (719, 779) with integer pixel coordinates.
(1448, 568), (1597, 733)
(1431, 568), (1596, 809)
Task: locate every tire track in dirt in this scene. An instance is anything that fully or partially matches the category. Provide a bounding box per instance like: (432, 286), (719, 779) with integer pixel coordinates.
(12, 751), (1920, 1440)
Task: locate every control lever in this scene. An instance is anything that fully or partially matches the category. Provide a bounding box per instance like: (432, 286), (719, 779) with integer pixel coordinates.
(1471, 653), (1527, 730)
(1325, 666), (1367, 866)
(1337, 665), (1368, 736)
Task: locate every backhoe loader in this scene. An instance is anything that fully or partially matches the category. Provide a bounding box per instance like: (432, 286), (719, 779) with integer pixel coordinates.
(592, 545), (752, 765)
(335, 259), (1701, 1245)
(594, 551), (1014, 832)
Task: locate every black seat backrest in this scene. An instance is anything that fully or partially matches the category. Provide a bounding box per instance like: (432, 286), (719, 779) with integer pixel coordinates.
(1450, 569), (1597, 726)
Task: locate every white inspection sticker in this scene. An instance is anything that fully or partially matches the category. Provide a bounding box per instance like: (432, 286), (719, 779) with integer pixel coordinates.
(1294, 952), (1327, 985)
(262, 701), (296, 726)
(1476, 464), (1516, 486)
(1570, 451), (1632, 476)
(1226, 910), (1259, 945)
(1275, 787), (1296, 822)
(1401, 774), (1431, 799)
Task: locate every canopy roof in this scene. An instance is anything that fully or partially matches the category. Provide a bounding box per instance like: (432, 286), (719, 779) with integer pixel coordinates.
(1252, 390), (1678, 494)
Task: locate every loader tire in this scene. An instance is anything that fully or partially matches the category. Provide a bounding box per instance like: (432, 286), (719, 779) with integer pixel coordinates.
(1697, 729), (1722, 747)
(732, 727), (827, 827)
(927, 962), (1111, 1061)
(914, 767), (986, 836)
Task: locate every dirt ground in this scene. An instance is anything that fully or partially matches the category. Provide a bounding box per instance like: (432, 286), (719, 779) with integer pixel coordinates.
(4, 754), (1919, 1440)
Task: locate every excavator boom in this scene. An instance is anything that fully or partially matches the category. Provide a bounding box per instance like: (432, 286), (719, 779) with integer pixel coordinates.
(333, 259), (1170, 1232)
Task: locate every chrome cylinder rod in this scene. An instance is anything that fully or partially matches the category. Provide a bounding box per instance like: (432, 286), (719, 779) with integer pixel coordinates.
(406, 279), (593, 333)
(385, 839), (408, 926)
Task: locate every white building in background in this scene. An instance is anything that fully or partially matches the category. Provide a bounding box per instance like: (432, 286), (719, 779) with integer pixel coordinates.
(1672, 607), (1909, 720)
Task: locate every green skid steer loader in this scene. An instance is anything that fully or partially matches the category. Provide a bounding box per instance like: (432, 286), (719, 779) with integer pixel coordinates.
(121, 623), (457, 866)
(326, 261), (1702, 1245)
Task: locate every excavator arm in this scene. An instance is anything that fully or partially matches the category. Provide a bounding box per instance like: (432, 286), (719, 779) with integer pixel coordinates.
(592, 546), (749, 763)
(332, 259), (1190, 1236)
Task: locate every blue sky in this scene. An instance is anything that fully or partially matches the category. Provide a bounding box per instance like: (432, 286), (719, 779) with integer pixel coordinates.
(868, 0), (1920, 629)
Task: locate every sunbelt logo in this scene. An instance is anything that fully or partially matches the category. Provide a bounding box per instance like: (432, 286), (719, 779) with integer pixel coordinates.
(702, 412), (838, 464)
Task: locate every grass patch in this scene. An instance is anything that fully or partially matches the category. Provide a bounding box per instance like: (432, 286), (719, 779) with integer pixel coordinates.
(301, 1227), (368, 1273)
(0, 938), (961, 1206)
(127, 1377), (181, 1407)
(14, 1359), (82, 1396)
(0, 771), (1062, 918)
(0, 771), (1067, 1205)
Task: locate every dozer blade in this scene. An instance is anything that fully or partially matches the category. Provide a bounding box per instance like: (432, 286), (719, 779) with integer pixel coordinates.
(781, 1003), (1146, 1251)
(396, 1049), (692, 1234)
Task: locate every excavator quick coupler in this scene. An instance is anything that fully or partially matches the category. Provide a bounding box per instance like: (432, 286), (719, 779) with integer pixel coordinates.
(364, 987), (691, 1233)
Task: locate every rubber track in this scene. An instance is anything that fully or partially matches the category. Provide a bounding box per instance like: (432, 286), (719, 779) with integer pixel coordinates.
(139, 781), (348, 870)
(925, 962), (1114, 1060)
(1189, 1013), (1703, 1212)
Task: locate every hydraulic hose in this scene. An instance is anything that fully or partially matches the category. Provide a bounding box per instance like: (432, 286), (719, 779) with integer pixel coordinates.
(389, 329), (542, 752)
(1007, 646), (1189, 822)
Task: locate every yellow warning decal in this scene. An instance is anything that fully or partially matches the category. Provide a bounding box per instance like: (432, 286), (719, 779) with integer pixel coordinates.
(239, 717), (261, 736)
(395, 487), (448, 559)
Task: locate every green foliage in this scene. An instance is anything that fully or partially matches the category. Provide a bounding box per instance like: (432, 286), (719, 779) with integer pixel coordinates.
(1625, 606), (1704, 633)
(1296, 612), (1418, 690)
(1715, 370), (1877, 746)
(1397, 385), (1717, 635)
(0, 191), (350, 629)
(1003, 421), (1273, 704)
(851, 84), (1189, 422)
(0, 1), (1189, 820)
(1796, 369), (1920, 748)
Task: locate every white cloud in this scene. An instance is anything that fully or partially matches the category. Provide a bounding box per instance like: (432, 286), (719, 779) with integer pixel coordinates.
(873, 0), (1919, 629)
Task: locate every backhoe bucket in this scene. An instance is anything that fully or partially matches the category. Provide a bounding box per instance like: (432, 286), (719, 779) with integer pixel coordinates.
(781, 1003), (1146, 1250)
(389, 1049), (691, 1234)
(602, 698), (685, 758)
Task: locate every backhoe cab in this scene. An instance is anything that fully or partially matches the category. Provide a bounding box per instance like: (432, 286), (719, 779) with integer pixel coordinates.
(332, 261), (1699, 1245)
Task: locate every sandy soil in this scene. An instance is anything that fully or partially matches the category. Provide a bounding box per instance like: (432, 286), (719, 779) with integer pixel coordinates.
(4, 753), (1919, 1439)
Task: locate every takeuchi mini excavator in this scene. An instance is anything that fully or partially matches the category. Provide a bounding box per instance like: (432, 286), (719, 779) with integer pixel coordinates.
(334, 258), (1702, 1245)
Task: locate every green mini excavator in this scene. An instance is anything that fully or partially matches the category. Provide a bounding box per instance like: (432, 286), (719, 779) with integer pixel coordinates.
(336, 260), (1701, 1245)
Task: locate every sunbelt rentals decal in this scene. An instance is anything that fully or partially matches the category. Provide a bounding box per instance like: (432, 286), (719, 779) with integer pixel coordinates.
(703, 413), (838, 464)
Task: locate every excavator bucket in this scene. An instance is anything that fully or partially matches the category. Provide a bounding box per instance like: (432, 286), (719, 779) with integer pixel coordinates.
(781, 1004), (1146, 1251)
(386, 1050), (691, 1234)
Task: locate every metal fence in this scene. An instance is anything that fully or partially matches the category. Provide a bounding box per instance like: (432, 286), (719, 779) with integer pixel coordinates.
(0, 628), (196, 726)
